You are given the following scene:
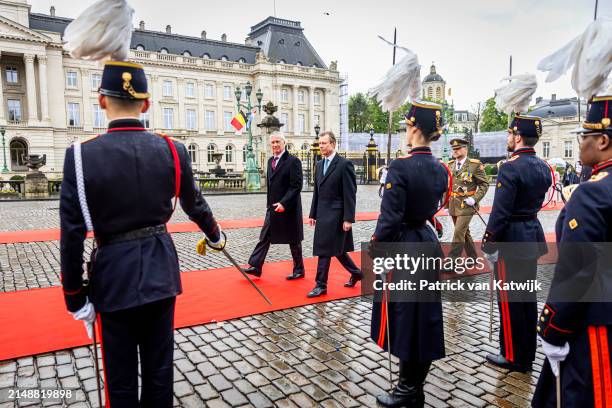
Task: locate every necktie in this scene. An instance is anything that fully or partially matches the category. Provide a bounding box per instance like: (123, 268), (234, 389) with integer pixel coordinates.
(323, 158), (330, 175)
(272, 156), (279, 171)
(457, 161), (462, 171)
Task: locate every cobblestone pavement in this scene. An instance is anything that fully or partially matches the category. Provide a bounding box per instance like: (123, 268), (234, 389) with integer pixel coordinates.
(0, 186), (562, 407)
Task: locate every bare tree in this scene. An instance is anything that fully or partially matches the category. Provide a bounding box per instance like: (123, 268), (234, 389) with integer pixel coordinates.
(470, 101), (484, 133)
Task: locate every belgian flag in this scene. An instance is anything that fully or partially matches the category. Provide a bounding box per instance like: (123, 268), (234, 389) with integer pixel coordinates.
(230, 111), (247, 131)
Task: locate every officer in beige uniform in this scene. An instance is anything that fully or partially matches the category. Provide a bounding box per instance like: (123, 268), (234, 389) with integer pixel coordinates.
(447, 138), (489, 259)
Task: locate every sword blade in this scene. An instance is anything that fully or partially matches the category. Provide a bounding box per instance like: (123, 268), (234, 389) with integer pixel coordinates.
(381, 272), (394, 390)
(221, 248), (272, 305)
(556, 362), (561, 408)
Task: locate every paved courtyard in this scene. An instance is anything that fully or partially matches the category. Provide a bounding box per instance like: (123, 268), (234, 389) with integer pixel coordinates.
(0, 185), (560, 407)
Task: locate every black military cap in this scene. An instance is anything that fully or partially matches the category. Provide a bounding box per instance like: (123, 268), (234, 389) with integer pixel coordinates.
(99, 61), (150, 100)
(574, 95), (611, 134)
(450, 138), (469, 149)
(509, 114), (542, 139)
(405, 100), (444, 137)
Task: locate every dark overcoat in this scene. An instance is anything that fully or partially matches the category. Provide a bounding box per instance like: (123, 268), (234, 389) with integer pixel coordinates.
(265, 152), (304, 244)
(309, 154), (356, 256)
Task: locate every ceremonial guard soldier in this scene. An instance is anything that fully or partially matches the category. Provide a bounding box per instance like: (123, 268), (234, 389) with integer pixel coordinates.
(370, 101), (450, 407)
(531, 95), (612, 407)
(59, 1), (223, 406)
(482, 113), (552, 372)
(446, 138), (489, 259)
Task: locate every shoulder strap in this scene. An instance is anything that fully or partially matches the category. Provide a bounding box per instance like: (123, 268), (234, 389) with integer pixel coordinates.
(73, 142), (94, 232)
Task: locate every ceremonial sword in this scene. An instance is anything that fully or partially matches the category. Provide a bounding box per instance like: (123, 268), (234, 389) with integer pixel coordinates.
(91, 320), (103, 407)
(380, 271), (394, 390)
(220, 248), (272, 305)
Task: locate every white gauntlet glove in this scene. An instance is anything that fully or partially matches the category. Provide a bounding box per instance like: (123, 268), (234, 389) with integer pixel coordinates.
(71, 298), (96, 339)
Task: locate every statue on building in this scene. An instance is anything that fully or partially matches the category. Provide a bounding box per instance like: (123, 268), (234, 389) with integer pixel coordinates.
(255, 51), (269, 63)
(329, 61), (338, 71)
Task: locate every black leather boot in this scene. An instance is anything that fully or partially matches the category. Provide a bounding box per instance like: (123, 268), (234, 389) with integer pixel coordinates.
(376, 360), (430, 407)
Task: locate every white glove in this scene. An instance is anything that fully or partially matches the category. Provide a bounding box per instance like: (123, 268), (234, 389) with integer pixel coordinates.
(71, 299), (96, 339)
(541, 339), (570, 377)
(208, 225), (224, 247)
(464, 197), (476, 207)
(484, 251), (498, 270)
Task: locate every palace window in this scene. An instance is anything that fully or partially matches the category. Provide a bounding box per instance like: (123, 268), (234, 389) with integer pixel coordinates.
(223, 111), (233, 132)
(281, 113), (288, 130)
(298, 114), (305, 133)
(314, 114), (320, 127)
(225, 144), (234, 162)
(91, 73), (102, 90)
(205, 110), (215, 131)
(162, 80), (173, 97)
(204, 84), (214, 98)
(242, 145), (248, 162)
(7, 99), (21, 122)
(135, 44), (145, 51)
(183, 51), (192, 57)
(6, 67), (18, 83)
(238, 58), (246, 63)
(160, 48), (169, 54)
(298, 90), (305, 104)
(564, 141), (573, 158)
(436, 87), (442, 99)
(202, 53), (211, 59)
(163, 107), (174, 129)
(543, 142), (550, 158)
(220, 56), (229, 61)
(207, 144), (217, 163)
(186, 82), (195, 98)
(223, 86), (232, 101)
(188, 144), (198, 163)
(67, 103), (80, 126)
(186, 109), (197, 130)
(9, 138), (27, 170)
(140, 111), (150, 128)
(92, 104), (105, 127)
(66, 71), (77, 88)
(314, 91), (321, 105)
(281, 88), (289, 103)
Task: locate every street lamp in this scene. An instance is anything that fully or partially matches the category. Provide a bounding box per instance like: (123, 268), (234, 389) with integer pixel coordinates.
(235, 81), (263, 190)
(1, 127), (8, 173)
(314, 123), (321, 139)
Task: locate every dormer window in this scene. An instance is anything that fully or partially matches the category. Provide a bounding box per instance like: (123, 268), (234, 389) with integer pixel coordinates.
(278, 59), (286, 64)
(202, 53), (211, 59)
(238, 57), (246, 63)
(160, 48), (169, 54)
(183, 51), (192, 57)
(296, 61), (303, 66)
(220, 55), (229, 61)
(278, 39), (284, 45)
(295, 41), (300, 46)
(135, 44), (145, 51)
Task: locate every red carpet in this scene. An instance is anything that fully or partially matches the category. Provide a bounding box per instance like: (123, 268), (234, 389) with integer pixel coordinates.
(0, 203), (564, 245)
(0, 234), (560, 361)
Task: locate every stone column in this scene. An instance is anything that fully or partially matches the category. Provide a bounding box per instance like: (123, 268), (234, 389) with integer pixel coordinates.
(150, 75), (159, 130)
(309, 86), (315, 136)
(80, 68), (92, 130)
(292, 84), (299, 135)
(324, 88), (331, 131)
(216, 81), (225, 135)
(0, 52), (5, 124)
(177, 78), (185, 130)
(23, 54), (38, 123)
(197, 80), (205, 133)
(37, 55), (50, 122)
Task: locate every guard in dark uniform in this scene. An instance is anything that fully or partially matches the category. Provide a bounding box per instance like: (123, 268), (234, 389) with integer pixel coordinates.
(370, 101), (449, 407)
(532, 95), (612, 408)
(60, 61), (223, 407)
(482, 115), (552, 372)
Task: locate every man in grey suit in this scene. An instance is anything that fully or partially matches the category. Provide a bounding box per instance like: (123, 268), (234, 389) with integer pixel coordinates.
(307, 131), (363, 298)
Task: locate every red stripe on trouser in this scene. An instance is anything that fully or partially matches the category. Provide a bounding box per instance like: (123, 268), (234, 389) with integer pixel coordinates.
(589, 326), (603, 408)
(377, 290), (387, 348)
(96, 315), (111, 408)
(598, 327), (612, 407)
(499, 260), (514, 362)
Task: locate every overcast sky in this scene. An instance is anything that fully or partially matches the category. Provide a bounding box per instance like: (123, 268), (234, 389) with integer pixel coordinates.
(31, 0), (612, 111)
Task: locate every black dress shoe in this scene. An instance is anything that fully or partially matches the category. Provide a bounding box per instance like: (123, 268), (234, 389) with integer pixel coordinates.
(376, 384), (424, 408)
(286, 271), (305, 280)
(344, 274), (363, 287)
(485, 354), (532, 373)
(242, 266), (262, 278)
(307, 287), (327, 298)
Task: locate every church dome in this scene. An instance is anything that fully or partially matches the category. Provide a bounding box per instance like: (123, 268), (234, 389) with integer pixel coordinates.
(423, 63), (445, 83)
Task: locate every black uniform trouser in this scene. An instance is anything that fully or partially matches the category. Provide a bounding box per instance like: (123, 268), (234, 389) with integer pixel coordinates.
(248, 215), (304, 274)
(315, 253), (362, 289)
(98, 297), (175, 408)
(496, 257), (538, 367)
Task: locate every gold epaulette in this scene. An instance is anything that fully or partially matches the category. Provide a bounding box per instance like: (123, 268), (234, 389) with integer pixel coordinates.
(397, 154), (412, 159)
(508, 155), (520, 162)
(469, 158), (481, 164)
(589, 172), (609, 182)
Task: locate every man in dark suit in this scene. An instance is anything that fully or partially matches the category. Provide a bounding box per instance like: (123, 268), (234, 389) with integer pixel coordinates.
(243, 132), (305, 278)
(307, 131), (363, 298)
